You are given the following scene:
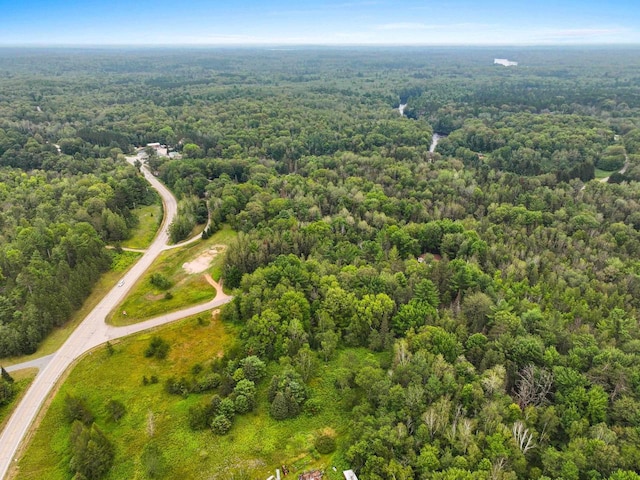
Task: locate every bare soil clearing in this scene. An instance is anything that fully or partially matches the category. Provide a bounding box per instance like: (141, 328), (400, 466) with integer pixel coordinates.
(182, 245), (225, 274)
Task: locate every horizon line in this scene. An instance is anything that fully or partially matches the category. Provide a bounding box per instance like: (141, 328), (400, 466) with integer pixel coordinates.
(1, 42), (640, 49)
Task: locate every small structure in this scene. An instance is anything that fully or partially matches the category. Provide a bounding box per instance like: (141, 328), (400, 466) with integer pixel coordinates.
(494, 58), (518, 67)
(299, 470), (323, 480)
(343, 470), (359, 480)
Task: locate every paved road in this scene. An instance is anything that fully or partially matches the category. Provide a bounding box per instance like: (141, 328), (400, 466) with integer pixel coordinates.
(0, 153), (231, 480)
(5, 355), (54, 374)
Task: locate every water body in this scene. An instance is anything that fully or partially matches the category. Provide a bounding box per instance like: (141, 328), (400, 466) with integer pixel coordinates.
(430, 133), (444, 153)
(397, 103), (444, 154)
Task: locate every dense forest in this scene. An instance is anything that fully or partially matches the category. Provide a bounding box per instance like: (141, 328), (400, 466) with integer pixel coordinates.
(3, 47), (640, 479)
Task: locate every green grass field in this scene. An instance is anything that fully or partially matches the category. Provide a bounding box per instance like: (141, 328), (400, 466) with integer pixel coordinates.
(122, 203), (163, 250)
(1, 251), (141, 367)
(16, 315), (369, 480)
(109, 226), (237, 326)
(594, 167), (616, 179)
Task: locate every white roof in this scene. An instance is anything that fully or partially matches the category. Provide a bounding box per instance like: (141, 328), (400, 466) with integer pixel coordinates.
(343, 470), (359, 480)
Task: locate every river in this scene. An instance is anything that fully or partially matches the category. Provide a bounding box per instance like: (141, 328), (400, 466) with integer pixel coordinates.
(430, 133), (444, 153)
(398, 103), (444, 154)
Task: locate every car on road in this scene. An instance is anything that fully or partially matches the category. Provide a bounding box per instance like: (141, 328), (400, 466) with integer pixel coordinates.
(117, 280), (125, 287)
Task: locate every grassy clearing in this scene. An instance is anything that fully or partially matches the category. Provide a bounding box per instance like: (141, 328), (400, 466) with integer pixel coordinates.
(17, 315), (369, 480)
(1, 251), (141, 367)
(594, 167), (616, 179)
(109, 226), (237, 326)
(0, 369), (37, 431)
(122, 203), (163, 250)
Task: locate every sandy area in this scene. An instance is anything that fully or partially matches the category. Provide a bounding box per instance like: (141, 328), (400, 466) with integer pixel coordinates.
(182, 245), (224, 274)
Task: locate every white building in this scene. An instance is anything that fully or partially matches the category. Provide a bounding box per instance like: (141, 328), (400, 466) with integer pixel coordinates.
(343, 470), (359, 480)
(494, 58), (518, 67)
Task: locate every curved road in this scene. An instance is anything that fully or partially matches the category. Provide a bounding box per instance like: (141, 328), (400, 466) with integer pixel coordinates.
(0, 152), (232, 480)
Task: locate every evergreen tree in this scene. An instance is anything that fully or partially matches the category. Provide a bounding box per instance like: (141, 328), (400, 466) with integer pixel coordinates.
(1, 366), (13, 383)
(270, 392), (289, 420)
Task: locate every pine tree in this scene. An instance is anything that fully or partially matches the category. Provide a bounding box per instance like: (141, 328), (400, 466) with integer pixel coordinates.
(270, 391), (289, 420)
(1, 366), (13, 383)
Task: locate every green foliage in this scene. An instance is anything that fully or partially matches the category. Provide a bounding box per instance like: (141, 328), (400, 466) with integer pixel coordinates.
(104, 399), (126, 423)
(268, 369), (307, 420)
(314, 434), (336, 454)
(270, 392), (290, 421)
(64, 394), (95, 426)
(211, 414), (232, 435)
(149, 273), (172, 290)
(1, 366), (14, 383)
(69, 421), (114, 480)
(144, 336), (170, 360)
(0, 377), (15, 406)
(140, 443), (165, 479)
(8, 48), (640, 480)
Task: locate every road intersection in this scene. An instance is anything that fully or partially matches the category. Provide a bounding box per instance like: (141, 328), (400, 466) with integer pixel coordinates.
(0, 153), (232, 480)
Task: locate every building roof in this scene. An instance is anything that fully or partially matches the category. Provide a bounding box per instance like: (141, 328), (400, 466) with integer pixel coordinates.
(343, 470), (359, 480)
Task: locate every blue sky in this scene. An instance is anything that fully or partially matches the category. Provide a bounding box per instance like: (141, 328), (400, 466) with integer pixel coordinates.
(1, 0), (639, 46)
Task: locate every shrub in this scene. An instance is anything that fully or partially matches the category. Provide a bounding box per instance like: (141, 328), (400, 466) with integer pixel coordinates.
(149, 273), (172, 290)
(188, 403), (213, 431)
(64, 394), (95, 425)
(211, 415), (232, 435)
(219, 398), (236, 418)
(304, 397), (322, 416)
(144, 336), (170, 360)
(164, 376), (190, 396)
(315, 434), (336, 454)
(194, 372), (221, 392)
(239, 356), (266, 383)
(234, 395), (250, 414)
(105, 399), (126, 423)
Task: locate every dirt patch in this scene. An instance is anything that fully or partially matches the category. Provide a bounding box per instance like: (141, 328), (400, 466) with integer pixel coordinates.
(145, 293), (166, 301)
(182, 245), (225, 274)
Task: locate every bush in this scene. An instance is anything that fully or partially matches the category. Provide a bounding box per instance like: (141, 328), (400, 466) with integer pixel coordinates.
(314, 434), (336, 454)
(211, 414), (232, 435)
(164, 376), (190, 396)
(144, 336), (170, 360)
(188, 403), (213, 431)
(64, 394), (95, 425)
(193, 372), (221, 393)
(304, 397), (322, 416)
(149, 273), (172, 290)
(234, 395), (250, 414)
(239, 356), (266, 383)
(105, 399), (126, 423)
(0, 378), (15, 406)
(219, 398), (236, 418)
